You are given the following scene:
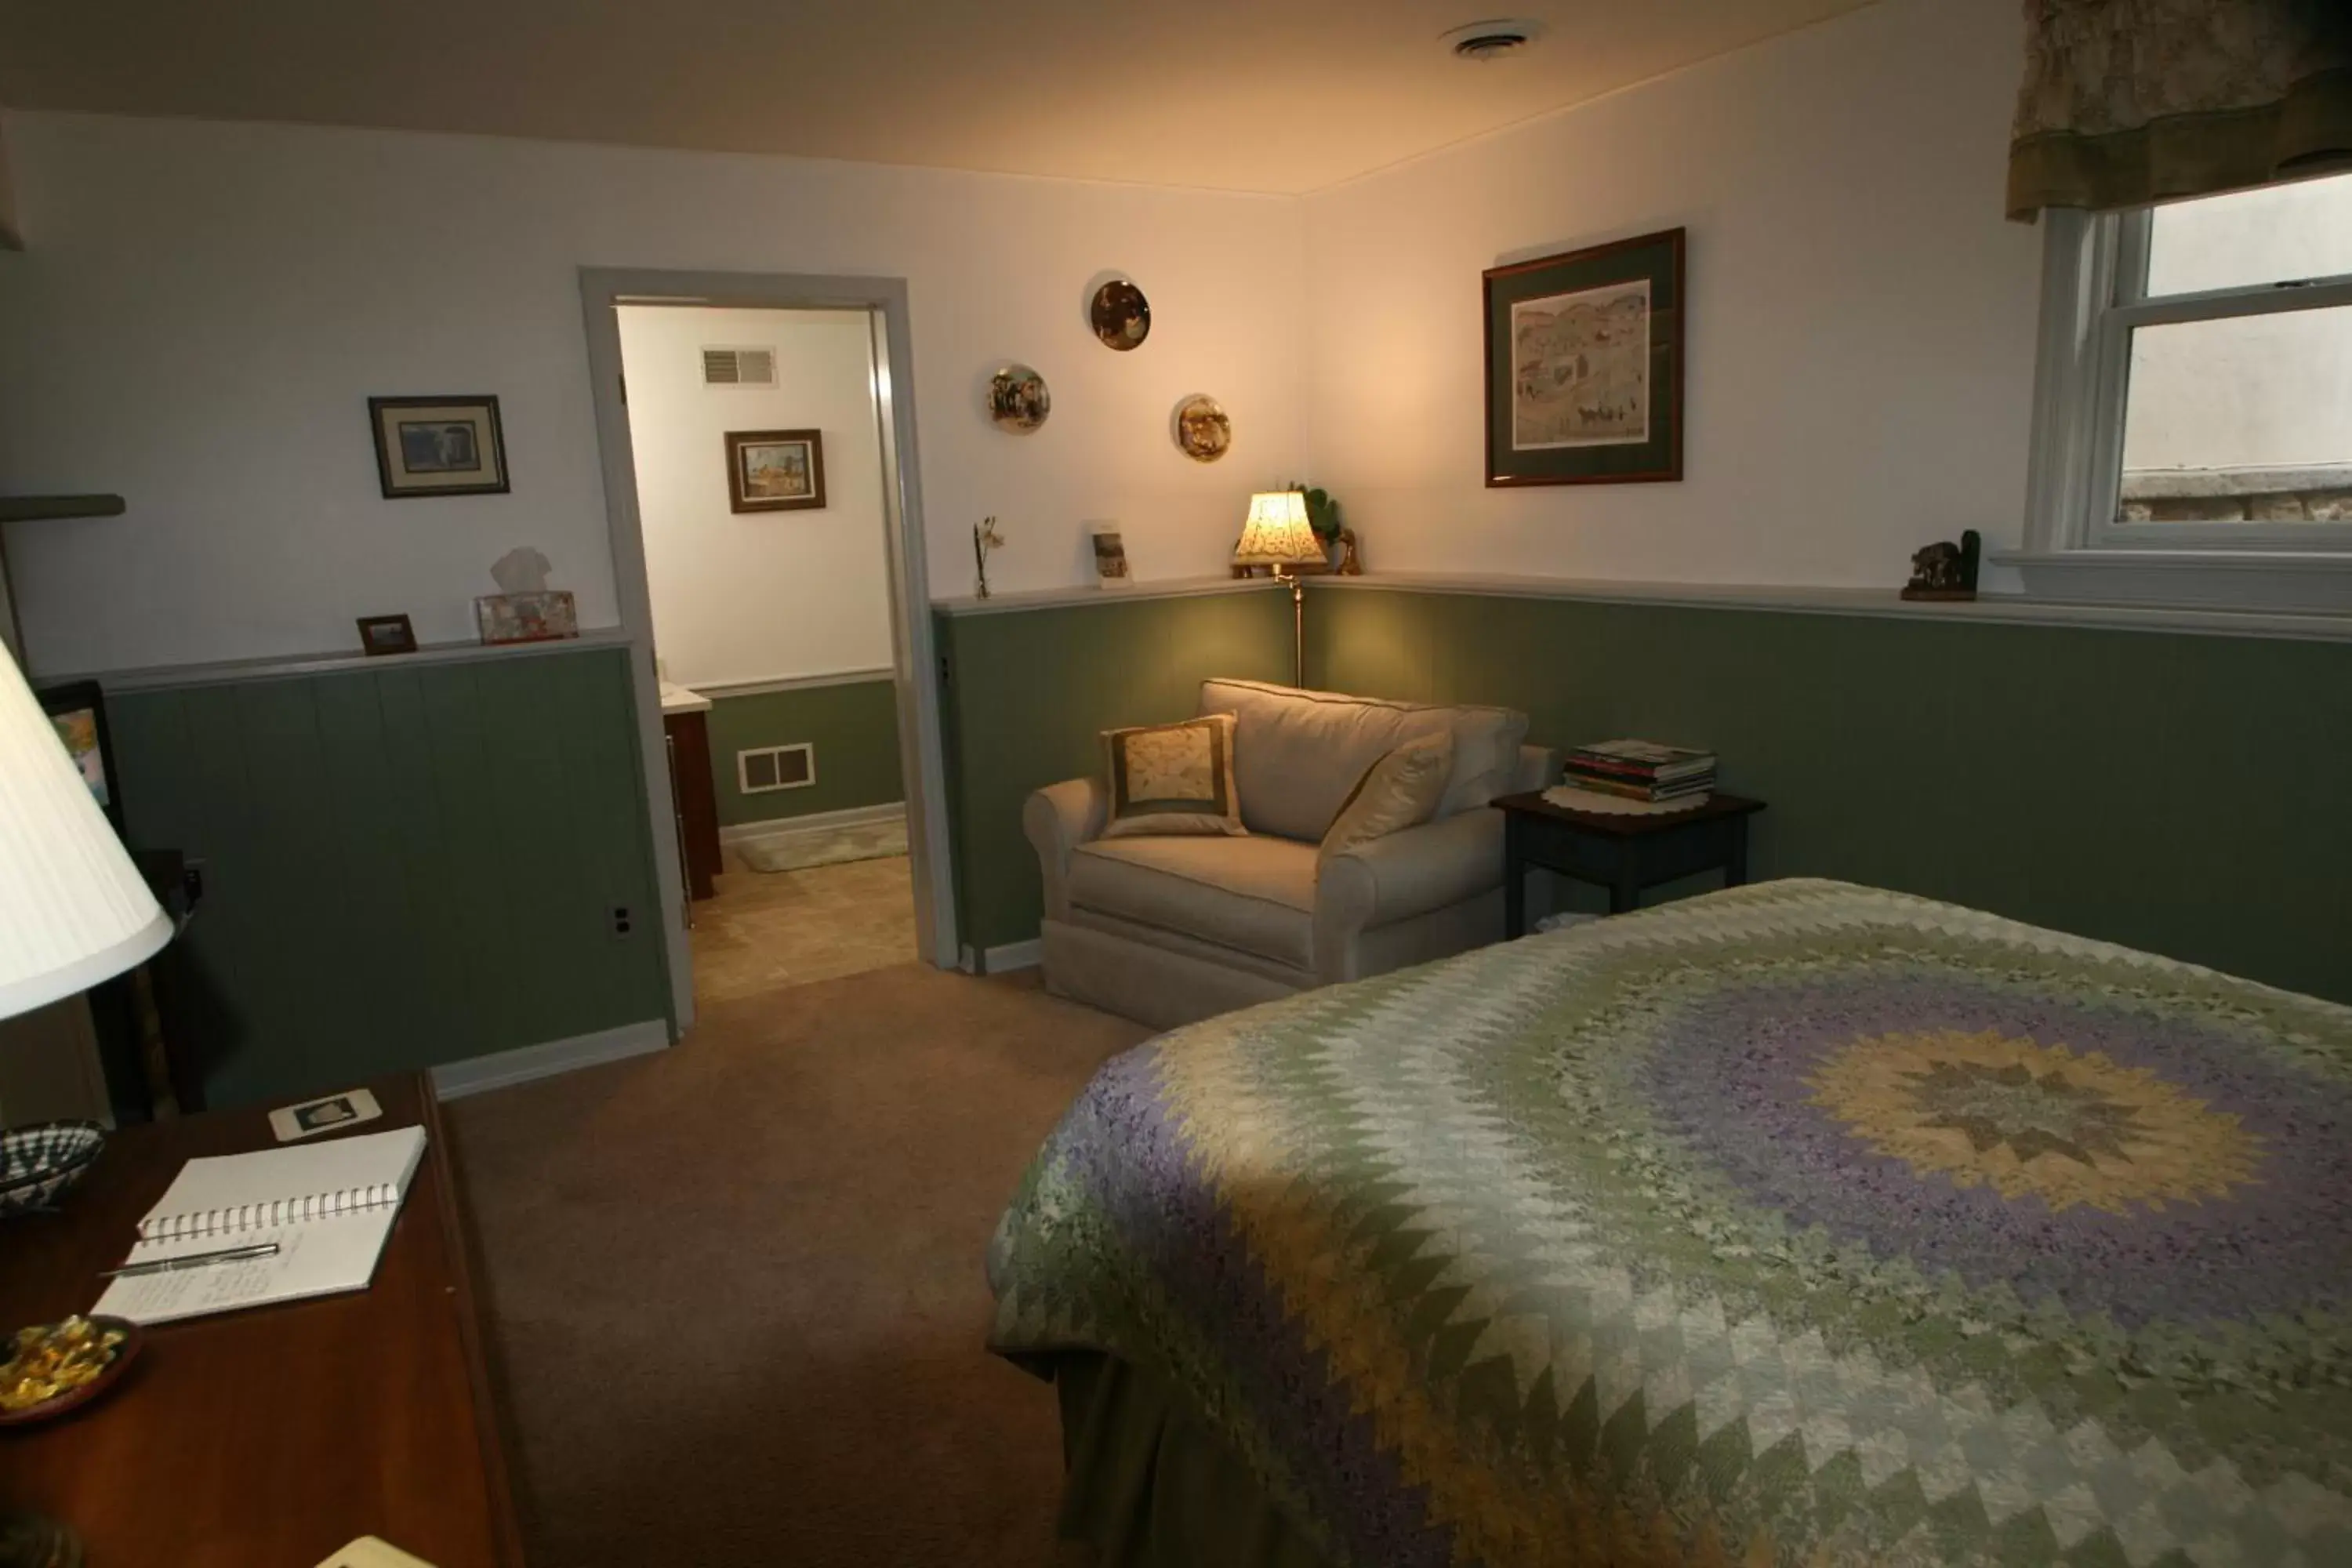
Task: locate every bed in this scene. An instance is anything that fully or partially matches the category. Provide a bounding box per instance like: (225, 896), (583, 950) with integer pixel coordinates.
(988, 879), (2352, 1567)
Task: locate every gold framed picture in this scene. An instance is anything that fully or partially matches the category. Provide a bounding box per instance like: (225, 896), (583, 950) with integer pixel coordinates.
(725, 429), (826, 513)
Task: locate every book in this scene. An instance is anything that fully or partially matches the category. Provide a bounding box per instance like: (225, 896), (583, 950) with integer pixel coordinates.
(92, 1126), (427, 1326)
(1566, 751), (1716, 783)
(1563, 769), (1713, 802)
(1568, 739), (1717, 781)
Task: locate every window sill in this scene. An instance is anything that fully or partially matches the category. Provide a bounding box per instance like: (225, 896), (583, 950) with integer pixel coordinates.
(1992, 549), (2352, 617)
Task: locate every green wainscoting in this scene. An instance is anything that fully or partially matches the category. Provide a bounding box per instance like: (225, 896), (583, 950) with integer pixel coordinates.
(935, 588), (1294, 955)
(1309, 586), (2352, 1004)
(704, 677), (902, 829)
(108, 647), (672, 1107)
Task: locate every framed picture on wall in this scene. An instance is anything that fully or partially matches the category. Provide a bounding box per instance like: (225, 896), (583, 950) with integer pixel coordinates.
(1483, 227), (1684, 487)
(368, 395), (510, 499)
(725, 428), (827, 513)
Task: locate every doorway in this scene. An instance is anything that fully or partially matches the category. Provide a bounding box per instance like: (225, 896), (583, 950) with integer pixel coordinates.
(579, 271), (956, 1034)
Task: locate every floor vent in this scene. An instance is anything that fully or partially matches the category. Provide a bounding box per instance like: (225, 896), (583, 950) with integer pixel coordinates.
(738, 742), (815, 793)
(702, 346), (778, 387)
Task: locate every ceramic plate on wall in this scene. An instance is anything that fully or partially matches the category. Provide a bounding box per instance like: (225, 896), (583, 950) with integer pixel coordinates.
(1173, 394), (1231, 462)
(988, 364), (1051, 432)
(1089, 279), (1151, 351)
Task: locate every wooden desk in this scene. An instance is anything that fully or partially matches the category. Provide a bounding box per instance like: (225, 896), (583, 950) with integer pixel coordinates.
(0, 1074), (524, 1567)
(1497, 789), (1767, 936)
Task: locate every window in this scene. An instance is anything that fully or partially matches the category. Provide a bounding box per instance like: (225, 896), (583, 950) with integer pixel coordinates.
(2020, 172), (2352, 612)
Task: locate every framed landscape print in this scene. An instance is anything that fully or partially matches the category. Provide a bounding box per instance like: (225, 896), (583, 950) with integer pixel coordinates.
(1483, 227), (1684, 487)
(726, 428), (826, 513)
(368, 395), (509, 499)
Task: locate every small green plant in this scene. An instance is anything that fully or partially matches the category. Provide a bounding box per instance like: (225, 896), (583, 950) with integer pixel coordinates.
(1285, 482), (1343, 542)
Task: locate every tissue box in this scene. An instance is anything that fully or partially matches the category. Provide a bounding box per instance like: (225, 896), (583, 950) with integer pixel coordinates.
(474, 591), (579, 646)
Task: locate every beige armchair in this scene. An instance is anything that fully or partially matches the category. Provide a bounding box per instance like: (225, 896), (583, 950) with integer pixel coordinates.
(1025, 679), (1556, 1029)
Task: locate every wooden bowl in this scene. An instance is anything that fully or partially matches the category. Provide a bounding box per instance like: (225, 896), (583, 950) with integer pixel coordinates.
(0, 1317), (143, 1428)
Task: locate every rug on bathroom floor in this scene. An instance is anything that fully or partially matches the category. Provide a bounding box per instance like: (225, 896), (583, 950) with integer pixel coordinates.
(736, 816), (909, 873)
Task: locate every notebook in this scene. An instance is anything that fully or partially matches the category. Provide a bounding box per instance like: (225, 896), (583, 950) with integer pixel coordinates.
(93, 1126), (428, 1326)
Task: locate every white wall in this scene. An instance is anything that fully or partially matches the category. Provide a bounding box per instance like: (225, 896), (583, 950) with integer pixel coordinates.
(0, 112), (1306, 676)
(617, 306), (892, 688)
(1298, 0), (2042, 588)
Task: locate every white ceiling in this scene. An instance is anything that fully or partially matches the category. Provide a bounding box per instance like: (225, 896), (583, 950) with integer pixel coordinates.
(0, 0), (1875, 195)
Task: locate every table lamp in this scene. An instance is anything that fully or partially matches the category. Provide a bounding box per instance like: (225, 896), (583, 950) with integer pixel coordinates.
(1232, 490), (1328, 688)
(0, 640), (169, 1025)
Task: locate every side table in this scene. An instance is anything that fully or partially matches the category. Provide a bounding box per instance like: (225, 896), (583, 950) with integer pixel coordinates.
(1495, 790), (1767, 937)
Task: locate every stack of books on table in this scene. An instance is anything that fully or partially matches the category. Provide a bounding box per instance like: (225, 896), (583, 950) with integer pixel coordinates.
(1564, 739), (1717, 803)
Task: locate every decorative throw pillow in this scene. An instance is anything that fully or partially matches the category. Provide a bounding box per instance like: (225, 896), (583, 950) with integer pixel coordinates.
(1100, 714), (1247, 840)
(1318, 730), (1454, 866)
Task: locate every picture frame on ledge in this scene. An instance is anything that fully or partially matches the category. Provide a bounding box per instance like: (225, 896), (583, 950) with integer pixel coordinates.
(1483, 227), (1684, 488)
(356, 614), (418, 656)
(474, 590), (579, 646)
(1091, 529), (1133, 589)
(368, 395), (510, 499)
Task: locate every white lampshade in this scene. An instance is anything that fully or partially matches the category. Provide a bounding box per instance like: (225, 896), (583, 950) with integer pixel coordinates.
(0, 642), (170, 1021)
(1232, 491), (1326, 568)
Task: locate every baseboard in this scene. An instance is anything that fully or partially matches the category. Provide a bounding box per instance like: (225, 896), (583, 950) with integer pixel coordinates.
(430, 1018), (672, 1101)
(982, 938), (1041, 975)
(719, 800), (906, 845)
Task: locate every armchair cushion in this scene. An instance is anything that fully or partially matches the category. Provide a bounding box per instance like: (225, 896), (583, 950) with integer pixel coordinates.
(1319, 730), (1453, 865)
(1069, 835), (1318, 971)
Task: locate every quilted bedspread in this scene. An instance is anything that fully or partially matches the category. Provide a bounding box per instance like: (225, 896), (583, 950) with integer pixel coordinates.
(988, 880), (2352, 1567)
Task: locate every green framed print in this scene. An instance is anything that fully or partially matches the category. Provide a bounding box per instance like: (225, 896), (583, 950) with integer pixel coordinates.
(1484, 227), (1684, 487)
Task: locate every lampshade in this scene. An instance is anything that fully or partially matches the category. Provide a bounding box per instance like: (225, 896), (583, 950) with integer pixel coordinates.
(0, 643), (169, 1022)
(1232, 491), (1326, 568)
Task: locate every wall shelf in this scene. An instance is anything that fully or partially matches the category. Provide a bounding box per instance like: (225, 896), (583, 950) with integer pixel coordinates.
(0, 495), (127, 523)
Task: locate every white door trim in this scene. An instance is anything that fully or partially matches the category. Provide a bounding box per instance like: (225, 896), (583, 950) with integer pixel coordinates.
(577, 268), (960, 1034)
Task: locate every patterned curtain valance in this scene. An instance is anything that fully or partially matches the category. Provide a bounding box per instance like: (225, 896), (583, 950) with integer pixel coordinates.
(2008, 0), (2352, 220)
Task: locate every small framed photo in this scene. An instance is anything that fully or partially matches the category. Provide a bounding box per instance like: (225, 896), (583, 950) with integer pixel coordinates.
(1484, 227), (1684, 487)
(369, 395), (509, 499)
(475, 590), (579, 646)
(725, 428), (826, 513)
(356, 613), (418, 656)
(1091, 528), (1133, 588)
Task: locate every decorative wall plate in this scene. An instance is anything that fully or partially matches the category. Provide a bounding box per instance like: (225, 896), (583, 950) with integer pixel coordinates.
(1089, 279), (1151, 351)
(988, 364), (1051, 432)
(1172, 394), (1231, 463)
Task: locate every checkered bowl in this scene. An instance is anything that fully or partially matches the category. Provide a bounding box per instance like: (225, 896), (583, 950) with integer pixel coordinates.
(0, 1122), (106, 1217)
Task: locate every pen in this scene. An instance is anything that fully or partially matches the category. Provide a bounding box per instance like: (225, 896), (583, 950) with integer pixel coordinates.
(100, 1240), (281, 1279)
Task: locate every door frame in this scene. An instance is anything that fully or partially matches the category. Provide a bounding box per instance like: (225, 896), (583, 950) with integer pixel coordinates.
(578, 268), (958, 1033)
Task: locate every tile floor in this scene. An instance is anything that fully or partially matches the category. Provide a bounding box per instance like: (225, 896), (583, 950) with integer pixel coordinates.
(688, 846), (918, 1004)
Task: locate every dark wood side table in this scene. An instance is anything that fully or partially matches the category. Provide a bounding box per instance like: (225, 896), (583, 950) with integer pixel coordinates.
(662, 706), (723, 903)
(0, 1073), (525, 1567)
(1496, 789), (1767, 937)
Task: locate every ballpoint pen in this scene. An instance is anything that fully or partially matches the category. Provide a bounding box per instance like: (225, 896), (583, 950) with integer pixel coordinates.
(99, 1240), (281, 1279)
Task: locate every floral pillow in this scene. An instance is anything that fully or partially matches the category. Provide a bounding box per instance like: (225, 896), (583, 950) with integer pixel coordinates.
(1100, 715), (1246, 840)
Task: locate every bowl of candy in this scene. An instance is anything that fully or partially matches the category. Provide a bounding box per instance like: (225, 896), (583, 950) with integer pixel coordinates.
(0, 1122), (104, 1218)
(0, 1316), (140, 1427)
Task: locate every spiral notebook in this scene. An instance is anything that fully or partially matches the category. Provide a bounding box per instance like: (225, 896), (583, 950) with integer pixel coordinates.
(93, 1126), (428, 1326)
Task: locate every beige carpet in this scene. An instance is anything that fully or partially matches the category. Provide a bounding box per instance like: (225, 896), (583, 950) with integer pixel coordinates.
(448, 963), (1152, 1567)
(690, 850), (918, 1004)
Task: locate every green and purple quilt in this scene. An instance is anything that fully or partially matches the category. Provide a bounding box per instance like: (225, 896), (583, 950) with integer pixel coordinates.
(989, 880), (2352, 1566)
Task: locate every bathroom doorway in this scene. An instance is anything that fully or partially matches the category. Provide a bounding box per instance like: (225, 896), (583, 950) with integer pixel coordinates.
(579, 271), (954, 1032)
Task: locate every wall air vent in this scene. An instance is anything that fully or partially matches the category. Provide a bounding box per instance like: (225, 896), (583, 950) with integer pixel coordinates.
(738, 742), (815, 793)
(1442, 19), (1543, 61)
(702, 347), (778, 387)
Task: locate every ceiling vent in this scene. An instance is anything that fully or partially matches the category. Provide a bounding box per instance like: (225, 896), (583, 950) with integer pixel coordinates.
(1443, 19), (1544, 61)
(702, 346), (777, 387)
